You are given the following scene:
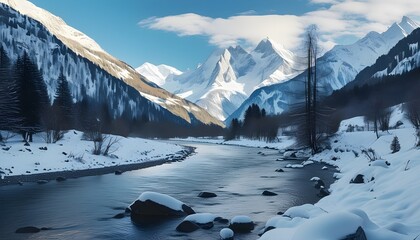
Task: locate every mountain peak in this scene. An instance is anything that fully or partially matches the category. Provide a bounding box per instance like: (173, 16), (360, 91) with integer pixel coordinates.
(399, 16), (420, 33)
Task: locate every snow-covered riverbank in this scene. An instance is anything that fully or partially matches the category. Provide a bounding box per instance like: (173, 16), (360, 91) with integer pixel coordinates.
(173, 135), (295, 150)
(0, 130), (191, 183)
(259, 109), (420, 239)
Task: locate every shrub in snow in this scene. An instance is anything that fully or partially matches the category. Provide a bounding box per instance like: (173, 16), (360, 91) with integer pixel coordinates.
(229, 215), (254, 233)
(361, 148), (379, 162)
(346, 124), (355, 132)
(129, 192), (195, 221)
(390, 136), (401, 153)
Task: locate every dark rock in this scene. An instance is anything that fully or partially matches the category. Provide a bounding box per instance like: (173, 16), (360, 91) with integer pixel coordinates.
(125, 207), (131, 213)
(113, 213), (125, 219)
(350, 174), (365, 184)
(37, 180), (49, 184)
(262, 190), (278, 196)
(25, 148), (31, 152)
(198, 191), (217, 198)
(39, 147), (47, 150)
(229, 221), (254, 233)
(275, 169), (284, 172)
(130, 200), (195, 218)
(176, 220), (200, 233)
(56, 176), (66, 182)
(318, 188), (330, 198)
(341, 226), (367, 240)
(2, 147), (10, 151)
(114, 170), (123, 175)
(24, 142), (30, 146)
(215, 217), (229, 224)
(199, 222), (214, 229)
(25, 171), (31, 174)
(62, 152), (67, 155)
(15, 226), (40, 233)
(370, 177), (375, 182)
(314, 180), (325, 189)
(64, 159), (69, 162)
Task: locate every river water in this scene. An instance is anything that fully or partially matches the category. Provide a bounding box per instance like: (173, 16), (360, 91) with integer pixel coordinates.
(0, 141), (335, 240)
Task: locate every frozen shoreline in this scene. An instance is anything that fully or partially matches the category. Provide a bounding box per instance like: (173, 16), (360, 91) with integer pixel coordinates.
(0, 130), (195, 186)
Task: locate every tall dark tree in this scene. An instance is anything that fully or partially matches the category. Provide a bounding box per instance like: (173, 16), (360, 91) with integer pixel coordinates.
(15, 51), (50, 142)
(52, 71), (74, 130)
(0, 47), (20, 132)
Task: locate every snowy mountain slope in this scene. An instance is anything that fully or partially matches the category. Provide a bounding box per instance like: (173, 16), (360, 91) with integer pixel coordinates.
(153, 38), (298, 120)
(0, 0), (222, 127)
(226, 17), (419, 123)
(136, 62), (182, 86)
(346, 27), (420, 88)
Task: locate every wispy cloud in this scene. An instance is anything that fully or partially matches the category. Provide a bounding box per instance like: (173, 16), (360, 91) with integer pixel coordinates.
(139, 0), (420, 51)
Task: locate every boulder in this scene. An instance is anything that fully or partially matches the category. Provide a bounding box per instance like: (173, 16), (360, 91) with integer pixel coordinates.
(220, 228), (234, 240)
(318, 188), (330, 198)
(114, 170), (123, 175)
(129, 192), (195, 220)
(229, 216), (254, 233)
(262, 190), (278, 196)
(176, 220), (200, 233)
(198, 191), (217, 198)
(350, 174), (365, 184)
(15, 226), (40, 233)
(342, 226), (367, 240)
(314, 180), (325, 189)
(275, 169), (284, 172)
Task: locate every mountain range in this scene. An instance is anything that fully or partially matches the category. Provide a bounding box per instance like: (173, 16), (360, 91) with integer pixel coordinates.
(226, 16), (419, 124)
(0, 0), (223, 127)
(138, 39), (297, 121)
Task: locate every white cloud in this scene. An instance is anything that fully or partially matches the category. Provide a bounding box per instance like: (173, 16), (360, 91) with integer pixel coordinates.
(139, 0), (420, 52)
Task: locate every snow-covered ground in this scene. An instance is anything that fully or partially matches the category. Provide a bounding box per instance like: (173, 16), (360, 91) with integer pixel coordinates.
(259, 106), (420, 240)
(0, 130), (186, 179)
(172, 136), (295, 150)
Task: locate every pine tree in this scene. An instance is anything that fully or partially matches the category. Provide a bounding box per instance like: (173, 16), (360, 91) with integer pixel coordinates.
(390, 136), (401, 153)
(0, 47), (20, 131)
(15, 52), (50, 142)
(52, 71), (74, 130)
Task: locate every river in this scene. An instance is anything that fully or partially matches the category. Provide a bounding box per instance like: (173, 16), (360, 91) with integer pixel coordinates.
(0, 141), (335, 240)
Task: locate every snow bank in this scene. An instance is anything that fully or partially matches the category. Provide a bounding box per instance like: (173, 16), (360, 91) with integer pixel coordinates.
(220, 228), (234, 239)
(172, 135), (295, 150)
(0, 130), (185, 178)
(260, 109), (420, 240)
(231, 215), (253, 224)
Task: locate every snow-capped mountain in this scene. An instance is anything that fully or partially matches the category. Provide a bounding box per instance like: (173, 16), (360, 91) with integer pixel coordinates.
(152, 38), (297, 120)
(347, 27), (420, 88)
(136, 62), (182, 86)
(226, 16), (419, 124)
(0, 0), (222, 127)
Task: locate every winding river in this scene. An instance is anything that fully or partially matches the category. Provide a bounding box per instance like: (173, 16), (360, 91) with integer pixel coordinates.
(0, 141), (335, 240)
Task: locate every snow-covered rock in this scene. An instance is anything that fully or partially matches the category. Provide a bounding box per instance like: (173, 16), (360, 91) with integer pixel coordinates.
(220, 228), (234, 240)
(129, 191), (195, 219)
(229, 215), (254, 233)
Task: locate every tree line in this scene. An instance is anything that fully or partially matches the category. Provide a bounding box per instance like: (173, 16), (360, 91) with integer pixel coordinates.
(0, 48), (224, 142)
(225, 104), (279, 142)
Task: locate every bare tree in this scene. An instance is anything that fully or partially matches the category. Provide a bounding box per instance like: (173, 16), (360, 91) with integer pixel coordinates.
(404, 100), (420, 129)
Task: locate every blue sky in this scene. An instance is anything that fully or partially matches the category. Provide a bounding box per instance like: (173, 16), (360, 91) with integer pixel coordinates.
(30, 0), (420, 71)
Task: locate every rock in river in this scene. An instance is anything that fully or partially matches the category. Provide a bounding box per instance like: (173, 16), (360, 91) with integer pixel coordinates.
(129, 192), (195, 221)
(198, 191), (217, 198)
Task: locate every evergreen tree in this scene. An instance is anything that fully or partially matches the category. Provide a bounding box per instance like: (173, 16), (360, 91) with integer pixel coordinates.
(15, 52), (50, 141)
(0, 47), (20, 131)
(52, 71), (74, 130)
(390, 136), (401, 153)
